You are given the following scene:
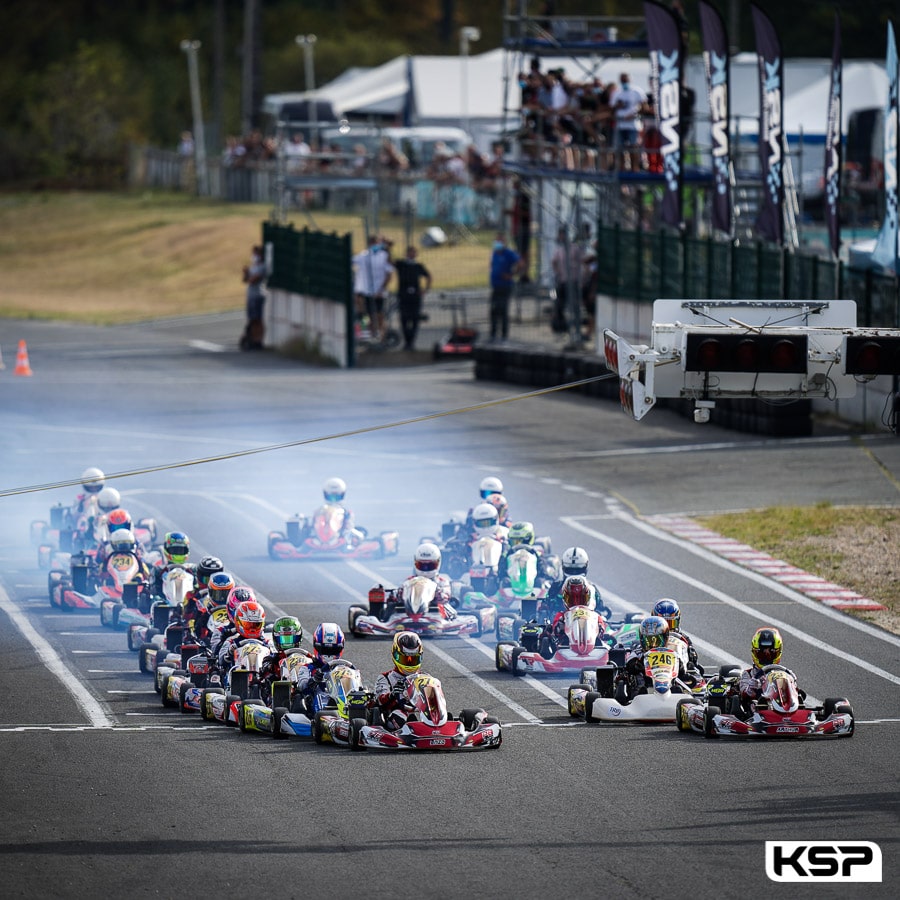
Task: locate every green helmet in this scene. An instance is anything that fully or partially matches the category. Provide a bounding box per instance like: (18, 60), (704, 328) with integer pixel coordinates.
(508, 521), (535, 547)
(273, 616), (303, 651)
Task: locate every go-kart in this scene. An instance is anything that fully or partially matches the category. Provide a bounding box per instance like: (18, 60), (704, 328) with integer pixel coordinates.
(99, 578), (153, 629)
(568, 634), (708, 723)
(675, 664), (855, 739)
(128, 567), (196, 652)
(349, 576), (492, 638)
(495, 605), (643, 677)
(348, 673), (502, 751)
(199, 638), (273, 726)
(267, 503), (399, 561)
(48, 548), (149, 611)
(36, 510), (158, 569)
(239, 660), (366, 740)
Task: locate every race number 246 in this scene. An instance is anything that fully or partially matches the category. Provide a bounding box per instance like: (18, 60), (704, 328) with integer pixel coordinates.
(765, 841), (882, 882)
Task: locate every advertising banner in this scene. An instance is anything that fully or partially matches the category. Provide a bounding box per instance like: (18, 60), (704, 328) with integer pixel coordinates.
(752, 3), (784, 245)
(699, 0), (731, 235)
(872, 22), (898, 272)
(824, 12), (842, 258)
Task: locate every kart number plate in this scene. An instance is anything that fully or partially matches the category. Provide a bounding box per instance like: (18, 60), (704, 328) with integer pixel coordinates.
(427, 738), (448, 747)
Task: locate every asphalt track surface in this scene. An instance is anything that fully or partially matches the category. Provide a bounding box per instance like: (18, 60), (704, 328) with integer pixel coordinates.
(1, 314), (898, 899)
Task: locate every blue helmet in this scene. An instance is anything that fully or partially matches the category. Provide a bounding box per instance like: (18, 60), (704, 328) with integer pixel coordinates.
(639, 615), (669, 651)
(652, 598), (680, 632)
(313, 622), (345, 664)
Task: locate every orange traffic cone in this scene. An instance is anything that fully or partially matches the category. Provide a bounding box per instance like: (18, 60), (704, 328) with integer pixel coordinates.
(14, 340), (33, 376)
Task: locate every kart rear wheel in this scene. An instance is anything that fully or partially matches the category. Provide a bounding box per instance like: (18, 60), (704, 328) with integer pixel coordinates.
(675, 697), (698, 732)
(583, 691), (602, 724)
(200, 688), (224, 721)
(349, 717), (367, 751)
(312, 711), (329, 745)
(138, 643), (155, 674)
(160, 676), (178, 708)
(703, 707), (720, 739)
(567, 684), (590, 717)
(267, 532), (286, 560)
(179, 682), (192, 714)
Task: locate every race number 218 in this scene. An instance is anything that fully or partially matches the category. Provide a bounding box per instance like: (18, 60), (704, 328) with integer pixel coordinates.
(765, 841), (882, 882)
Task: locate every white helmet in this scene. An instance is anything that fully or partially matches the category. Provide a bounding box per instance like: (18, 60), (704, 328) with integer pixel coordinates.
(479, 475), (504, 499)
(109, 528), (137, 554)
(561, 546), (589, 577)
(413, 541), (442, 579)
(97, 487), (121, 512)
(323, 477), (347, 503)
(81, 467), (105, 494)
(472, 502), (499, 535)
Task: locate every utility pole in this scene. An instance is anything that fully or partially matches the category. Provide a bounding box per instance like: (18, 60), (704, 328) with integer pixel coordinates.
(180, 40), (208, 195)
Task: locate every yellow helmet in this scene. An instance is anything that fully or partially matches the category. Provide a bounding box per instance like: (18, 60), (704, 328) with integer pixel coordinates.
(391, 631), (423, 676)
(751, 627), (783, 667)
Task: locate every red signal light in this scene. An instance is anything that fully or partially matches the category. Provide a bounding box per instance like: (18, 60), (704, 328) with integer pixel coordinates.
(685, 332), (808, 374)
(844, 336), (900, 376)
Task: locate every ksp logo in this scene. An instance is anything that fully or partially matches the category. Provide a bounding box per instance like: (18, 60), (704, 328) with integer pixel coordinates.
(765, 841), (882, 882)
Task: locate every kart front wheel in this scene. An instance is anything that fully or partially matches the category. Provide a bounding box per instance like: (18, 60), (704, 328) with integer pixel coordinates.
(349, 717), (367, 751)
(272, 707), (288, 740)
(583, 691), (602, 724)
(459, 708), (484, 731)
(510, 647), (525, 677)
(567, 684), (590, 717)
(675, 697), (698, 732)
(703, 707), (720, 739)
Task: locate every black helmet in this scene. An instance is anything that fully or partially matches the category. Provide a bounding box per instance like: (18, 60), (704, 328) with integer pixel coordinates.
(196, 555), (224, 588)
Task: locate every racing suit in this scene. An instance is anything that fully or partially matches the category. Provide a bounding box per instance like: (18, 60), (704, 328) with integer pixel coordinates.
(737, 664), (800, 712)
(374, 670), (415, 731)
(397, 573), (455, 612)
(542, 578), (609, 620)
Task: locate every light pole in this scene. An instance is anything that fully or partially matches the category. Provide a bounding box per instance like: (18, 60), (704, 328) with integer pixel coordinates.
(295, 34), (318, 148)
(459, 26), (481, 137)
(180, 39), (208, 195)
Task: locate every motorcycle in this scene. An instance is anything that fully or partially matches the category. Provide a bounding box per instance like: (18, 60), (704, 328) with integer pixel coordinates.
(675, 664), (855, 739)
(349, 575), (491, 638)
(348, 672), (502, 751)
(568, 633), (708, 723)
(267, 503), (399, 561)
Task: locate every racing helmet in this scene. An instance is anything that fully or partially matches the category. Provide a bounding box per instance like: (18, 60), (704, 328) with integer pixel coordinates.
(639, 615), (669, 651)
(313, 622), (345, 664)
(392, 630), (423, 676)
(561, 546), (589, 578)
(751, 627), (783, 667)
(508, 521), (535, 547)
(652, 598), (681, 632)
(106, 508), (132, 534)
(234, 600), (265, 640)
(486, 493), (509, 521)
(81, 467), (105, 494)
(226, 586), (256, 624)
(195, 555), (224, 590)
(273, 616), (304, 651)
(472, 502), (498, 533)
(413, 542), (442, 580)
(163, 531), (190, 566)
(561, 575), (596, 610)
(323, 477), (347, 503)
(109, 528), (137, 554)
(479, 475), (504, 499)
(97, 487), (121, 512)
(206, 571), (236, 609)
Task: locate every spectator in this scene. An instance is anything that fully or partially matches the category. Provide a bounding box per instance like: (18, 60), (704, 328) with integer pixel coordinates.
(178, 131), (194, 158)
(240, 244), (266, 351)
(283, 131), (311, 173)
(550, 227), (584, 335)
(488, 233), (521, 343)
(352, 235), (394, 343)
(508, 178), (532, 284)
(609, 72), (647, 171)
(377, 137), (409, 174)
(394, 245), (432, 352)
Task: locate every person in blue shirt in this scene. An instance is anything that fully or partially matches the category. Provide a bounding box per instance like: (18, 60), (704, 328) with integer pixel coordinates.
(489, 233), (521, 343)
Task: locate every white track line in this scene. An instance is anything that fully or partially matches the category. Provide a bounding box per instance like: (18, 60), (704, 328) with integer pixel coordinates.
(0, 584), (114, 728)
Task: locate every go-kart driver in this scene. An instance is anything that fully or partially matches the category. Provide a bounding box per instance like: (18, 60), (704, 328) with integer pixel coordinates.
(294, 623), (357, 709)
(622, 615), (671, 692)
(98, 529), (151, 588)
(543, 547), (611, 620)
(258, 616), (306, 702)
(216, 597), (270, 673)
(211, 585), (255, 656)
(149, 531), (192, 597)
(185, 570), (235, 643)
(94, 507), (138, 569)
(90, 486), (122, 542)
(374, 631), (425, 731)
(72, 466), (106, 518)
(651, 598), (701, 672)
(499, 521), (555, 584)
(736, 627), (800, 714)
(397, 542), (456, 611)
(320, 477), (362, 546)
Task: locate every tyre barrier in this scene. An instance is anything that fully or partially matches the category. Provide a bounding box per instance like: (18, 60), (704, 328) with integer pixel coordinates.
(473, 345), (812, 437)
